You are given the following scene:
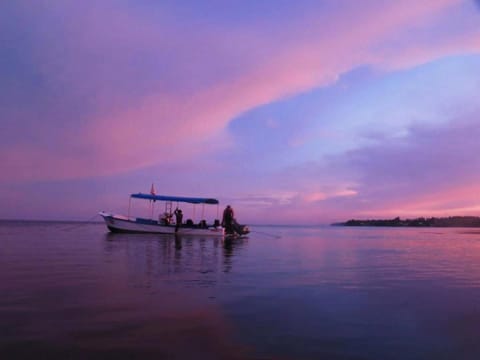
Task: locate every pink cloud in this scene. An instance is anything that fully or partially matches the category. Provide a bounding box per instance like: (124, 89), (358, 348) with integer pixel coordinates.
(360, 183), (480, 218)
(324, 114), (480, 221)
(225, 107), (480, 224)
(2, 0), (479, 184)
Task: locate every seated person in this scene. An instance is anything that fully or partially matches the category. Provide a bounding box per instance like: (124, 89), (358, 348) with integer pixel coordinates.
(160, 212), (172, 225)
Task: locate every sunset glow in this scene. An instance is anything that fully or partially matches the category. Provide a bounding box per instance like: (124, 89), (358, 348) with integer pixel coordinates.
(1, 0), (479, 223)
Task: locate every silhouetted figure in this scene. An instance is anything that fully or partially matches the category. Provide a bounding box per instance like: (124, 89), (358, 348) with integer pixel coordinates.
(222, 205), (234, 234)
(174, 208), (183, 233)
(222, 205), (250, 236)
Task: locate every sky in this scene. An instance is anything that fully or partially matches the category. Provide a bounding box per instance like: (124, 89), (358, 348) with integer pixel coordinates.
(1, 0), (480, 224)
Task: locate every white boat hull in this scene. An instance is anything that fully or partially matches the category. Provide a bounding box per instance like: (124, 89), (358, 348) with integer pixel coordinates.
(99, 212), (225, 236)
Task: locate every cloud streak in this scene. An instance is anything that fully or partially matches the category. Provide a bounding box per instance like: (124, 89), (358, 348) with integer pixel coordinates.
(309, 113), (480, 221)
(2, 0), (478, 182)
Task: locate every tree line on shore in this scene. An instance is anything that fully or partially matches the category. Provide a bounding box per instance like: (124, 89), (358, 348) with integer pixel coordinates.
(333, 216), (480, 227)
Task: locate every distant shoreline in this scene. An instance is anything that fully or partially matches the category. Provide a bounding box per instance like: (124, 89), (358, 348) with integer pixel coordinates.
(332, 216), (480, 227)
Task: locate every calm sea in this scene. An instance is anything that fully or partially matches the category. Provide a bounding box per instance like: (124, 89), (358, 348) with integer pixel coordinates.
(1, 221), (480, 359)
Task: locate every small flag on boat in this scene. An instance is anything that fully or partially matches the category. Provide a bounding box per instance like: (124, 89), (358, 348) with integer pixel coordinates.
(150, 183), (156, 196)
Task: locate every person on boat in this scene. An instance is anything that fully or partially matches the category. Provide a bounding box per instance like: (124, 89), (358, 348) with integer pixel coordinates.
(222, 205), (250, 236)
(222, 205), (235, 234)
(174, 208), (183, 233)
(161, 212), (172, 225)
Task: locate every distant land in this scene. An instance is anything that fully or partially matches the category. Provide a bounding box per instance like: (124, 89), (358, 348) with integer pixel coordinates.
(332, 216), (480, 227)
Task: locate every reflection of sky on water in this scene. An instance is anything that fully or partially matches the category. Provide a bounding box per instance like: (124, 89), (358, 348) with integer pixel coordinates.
(223, 227), (480, 359)
(2, 223), (480, 359)
(0, 224), (251, 359)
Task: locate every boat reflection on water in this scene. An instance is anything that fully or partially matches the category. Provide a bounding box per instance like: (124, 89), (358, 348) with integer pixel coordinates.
(222, 236), (248, 273)
(103, 232), (248, 284)
(98, 232), (251, 359)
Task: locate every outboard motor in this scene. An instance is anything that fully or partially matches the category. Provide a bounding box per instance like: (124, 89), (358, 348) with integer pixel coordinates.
(237, 224), (250, 235)
(232, 219), (250, 235)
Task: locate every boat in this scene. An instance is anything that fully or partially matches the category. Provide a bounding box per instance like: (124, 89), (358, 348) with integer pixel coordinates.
(99, 192), (249, 237)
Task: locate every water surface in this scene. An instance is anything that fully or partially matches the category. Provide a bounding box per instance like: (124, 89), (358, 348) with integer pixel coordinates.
(1, 221), (480, 359)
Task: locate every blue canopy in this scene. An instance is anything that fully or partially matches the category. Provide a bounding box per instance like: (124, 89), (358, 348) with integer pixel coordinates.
(131, 193), (219, 205)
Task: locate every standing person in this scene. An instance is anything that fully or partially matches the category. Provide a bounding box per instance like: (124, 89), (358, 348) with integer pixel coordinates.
(174, 208), (183, 233)
(222, 205), (234, 234)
